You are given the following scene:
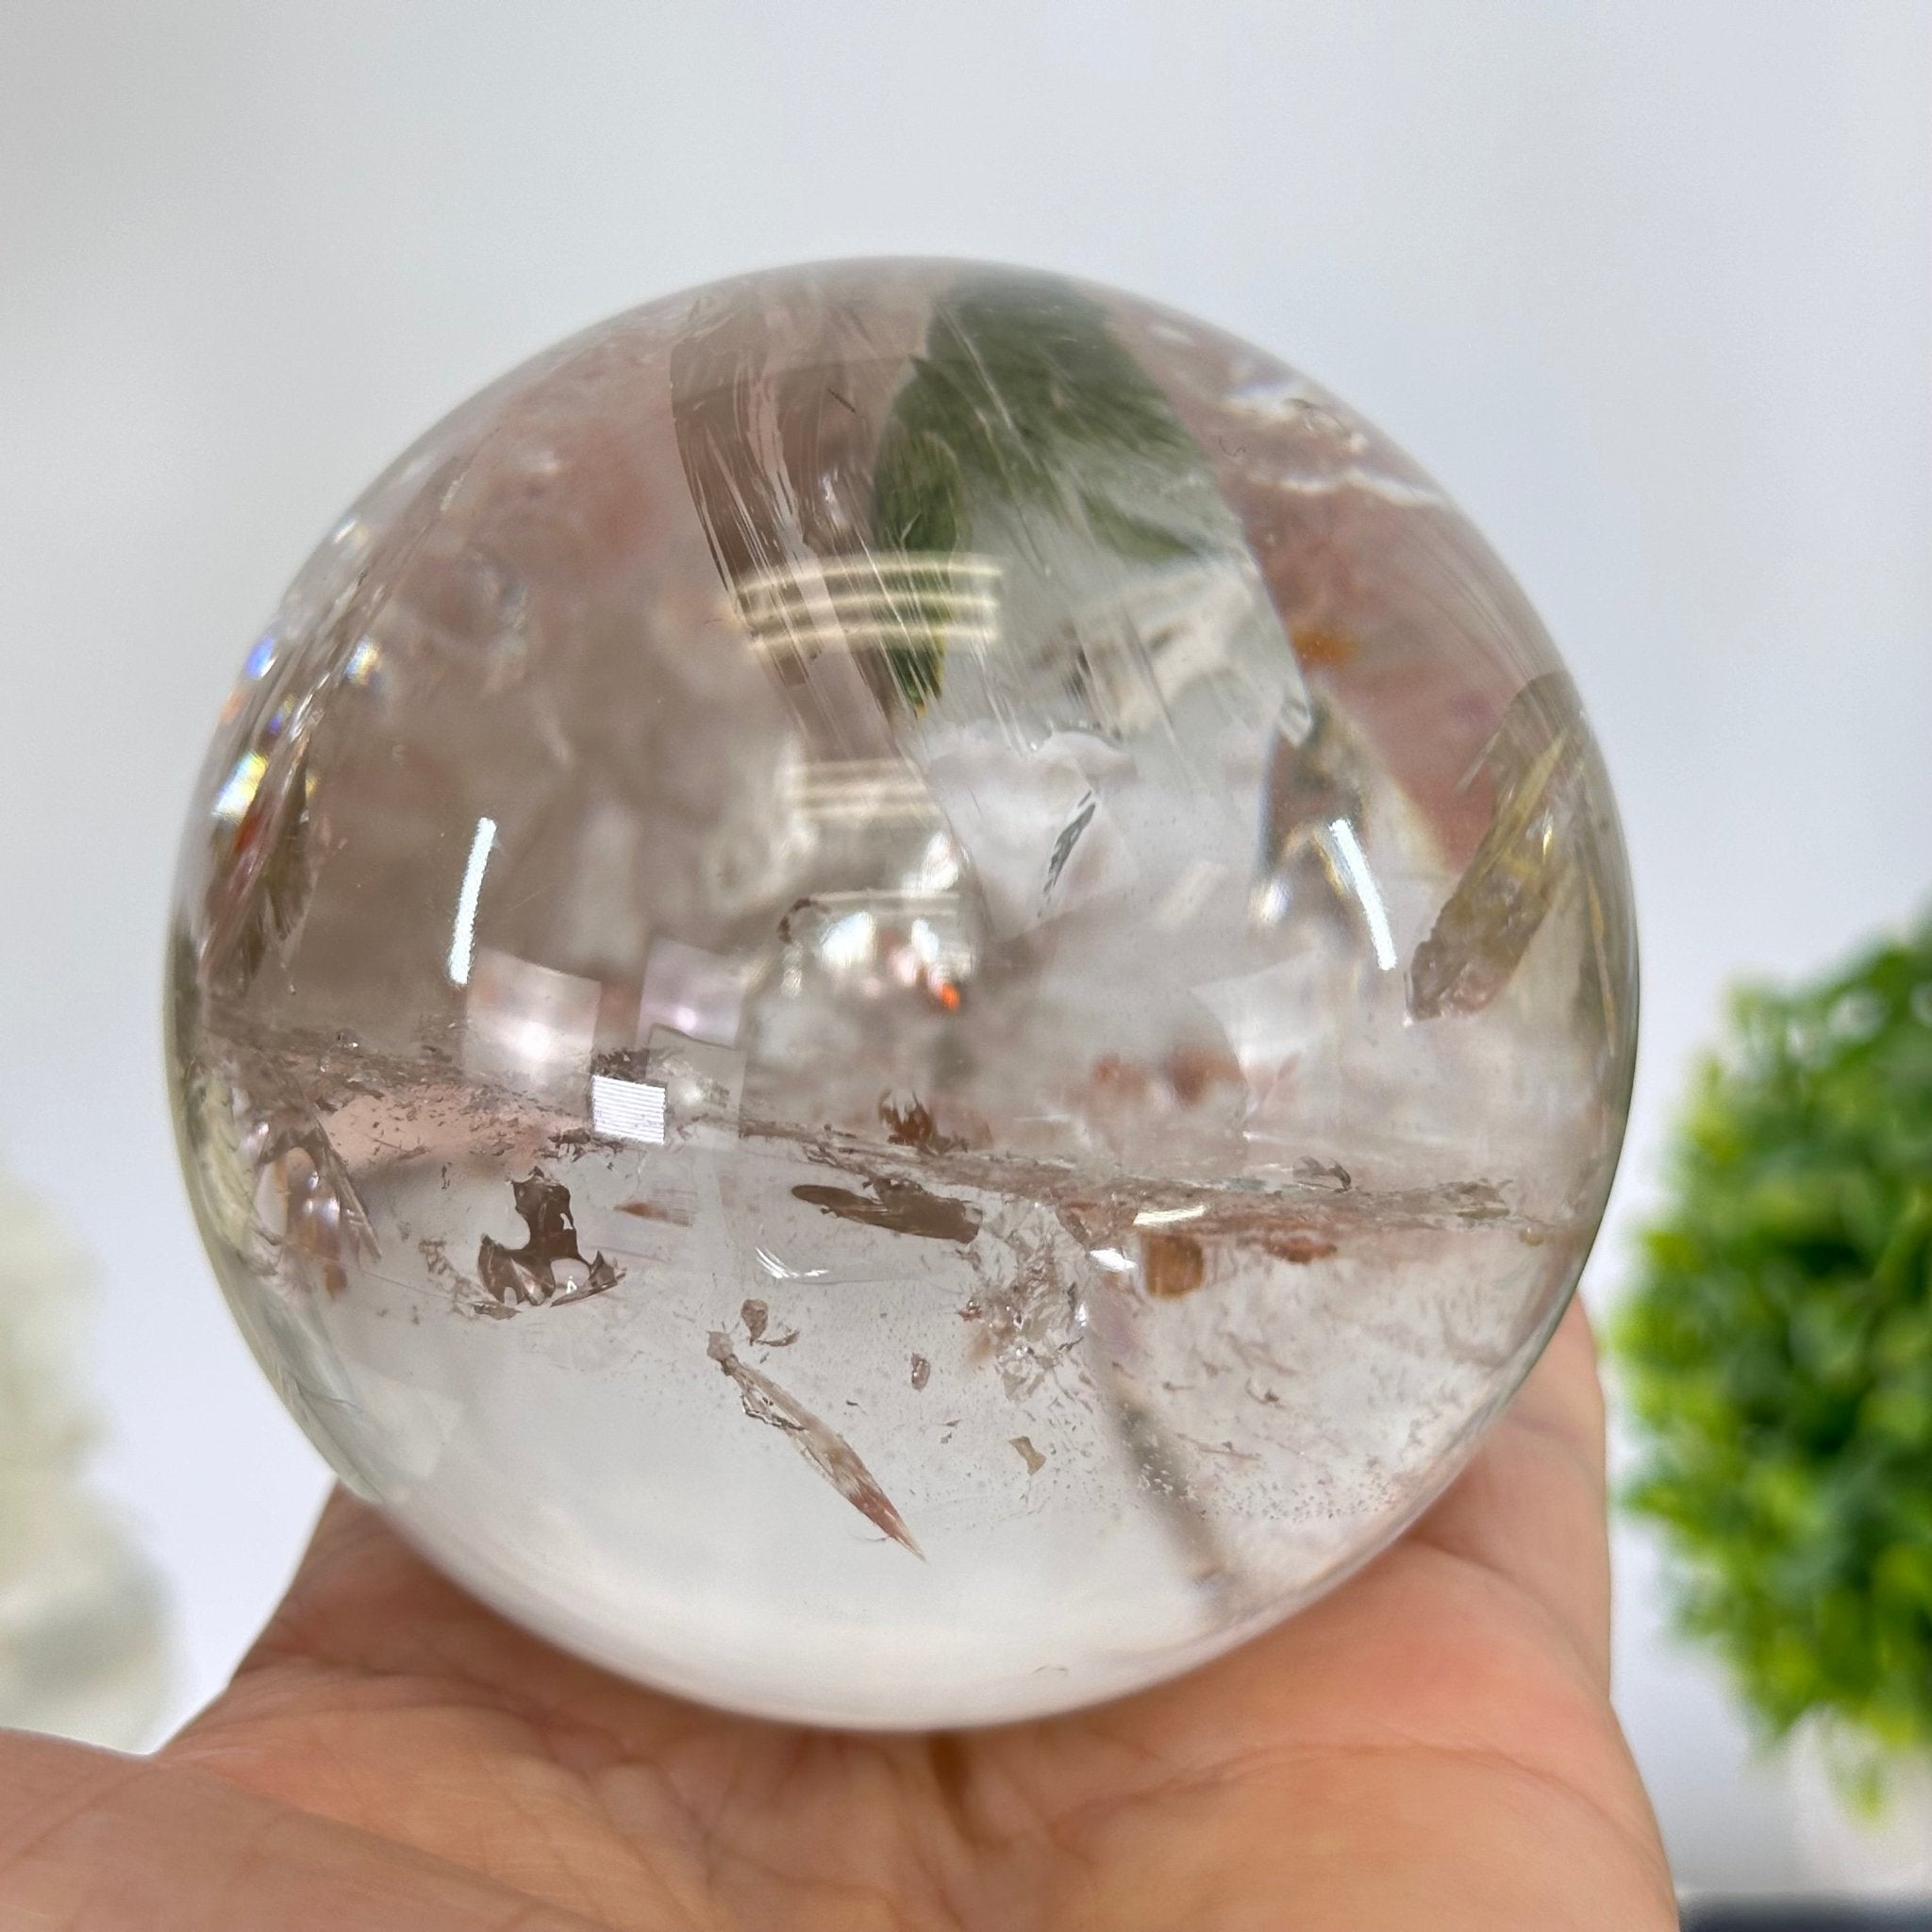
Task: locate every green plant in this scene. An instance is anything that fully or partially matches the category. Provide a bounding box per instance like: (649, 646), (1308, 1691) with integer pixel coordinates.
(1615, 915), (1932, 1767)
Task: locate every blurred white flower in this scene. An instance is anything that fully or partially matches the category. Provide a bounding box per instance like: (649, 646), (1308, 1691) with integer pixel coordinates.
(0, 1173), (172, 1745)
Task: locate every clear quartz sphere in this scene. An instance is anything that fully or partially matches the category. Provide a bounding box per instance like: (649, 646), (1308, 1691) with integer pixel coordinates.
(168, 260), (1636, 1728)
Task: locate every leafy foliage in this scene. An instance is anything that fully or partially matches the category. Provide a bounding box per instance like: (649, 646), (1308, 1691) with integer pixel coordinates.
(870, 274), (1209, 709)
(1615, 916), (1932, 1758)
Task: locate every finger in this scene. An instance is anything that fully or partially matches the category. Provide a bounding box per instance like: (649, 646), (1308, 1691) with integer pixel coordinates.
(0, 1726), (615, 1932)
(234, 1485), (436, 1674)
(1407, 1296), (1613, 1684)
(220, 1489), (650, 1737)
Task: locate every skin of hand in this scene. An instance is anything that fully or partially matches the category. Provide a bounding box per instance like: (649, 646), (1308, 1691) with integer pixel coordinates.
(0, 1303), (1676, 1931)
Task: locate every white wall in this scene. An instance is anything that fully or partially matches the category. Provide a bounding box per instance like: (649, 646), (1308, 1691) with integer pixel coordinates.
(3, 0), (1927, 1892)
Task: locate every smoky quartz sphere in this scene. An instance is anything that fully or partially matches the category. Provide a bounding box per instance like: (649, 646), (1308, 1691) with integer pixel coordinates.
(169, 260), (1636, 1727)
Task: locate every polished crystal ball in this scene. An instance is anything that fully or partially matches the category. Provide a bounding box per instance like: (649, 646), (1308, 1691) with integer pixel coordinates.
(169, 260), (1636, 1727)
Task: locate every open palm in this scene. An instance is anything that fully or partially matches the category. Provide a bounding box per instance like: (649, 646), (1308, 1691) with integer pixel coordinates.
(0, 1306), (1675, 1929)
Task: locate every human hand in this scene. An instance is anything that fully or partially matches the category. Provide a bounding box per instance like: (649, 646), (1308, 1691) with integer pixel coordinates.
(0, 1303), (1675, 1929)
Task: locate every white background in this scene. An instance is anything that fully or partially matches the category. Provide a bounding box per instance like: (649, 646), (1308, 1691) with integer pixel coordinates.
(3, 0), (1928, 1894)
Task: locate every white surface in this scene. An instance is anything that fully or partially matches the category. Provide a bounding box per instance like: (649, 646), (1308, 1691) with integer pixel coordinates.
(2, 0), (1927, 1891)
(1790, 1721), (1932, 1894)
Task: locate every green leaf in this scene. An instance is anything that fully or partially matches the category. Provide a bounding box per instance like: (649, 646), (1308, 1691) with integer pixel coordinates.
(1612, 909), (1932, 1768)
